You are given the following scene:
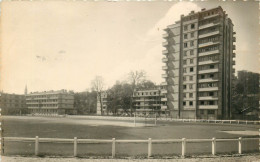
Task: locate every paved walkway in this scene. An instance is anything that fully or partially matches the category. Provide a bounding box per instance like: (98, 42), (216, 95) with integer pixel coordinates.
(2, 154), (260, 162)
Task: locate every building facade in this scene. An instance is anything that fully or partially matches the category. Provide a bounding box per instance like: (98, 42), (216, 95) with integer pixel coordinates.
(162, 6), (236, 119)
(133, 86), (168, 116)
(0, 92), (27, 115)
(96, 92), (108, 115)
(26, 90), (75, 115)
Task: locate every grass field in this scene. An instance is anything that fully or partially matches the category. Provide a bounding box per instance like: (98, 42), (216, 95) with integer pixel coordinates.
(1, 116), (260, 157)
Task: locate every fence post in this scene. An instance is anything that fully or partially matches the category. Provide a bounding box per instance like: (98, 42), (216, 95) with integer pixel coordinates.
(181, 138), (186, 158)
(74, 137), (77, 157)
(112, 138), (115, 158)
(238, 137), (242, 154)
(212, 137), (216, 155)
(35, 136), (39, 156)
(148, 138), (152, 158)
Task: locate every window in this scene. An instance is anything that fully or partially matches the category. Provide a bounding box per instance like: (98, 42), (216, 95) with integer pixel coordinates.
(184, 25), (188, 30)
(209, 101), (214, 105)
(209, 65), (214, 69)
(190, 50), (194, 55)
(189, 76), (193, 81)
(183, 101), (186, 106)
(189, 101), (193, 106)
(183, 60), (187, 65)
(183, 85), (187, 89)
(189, 93), (193, 98)
(183, 76), (186, 81)
(184, 51), (187, 56)
(191, 24), (195, 29)
(190, 67), (194, 72)
(210, 74), (214, 78)
(190, 59), (193, 64)
(184, 34), (187, 39)
(183, 68), (186, 73)
(208, 110), (215, 115)
(209, 92), (214, 96)
(200, 110), (204, 114)
(201, 101), (205, 105)
(183, 93), (186, 98)
(190, 41), (194, 46)
(191, 32), (194, 38)
(184, 43), (188, 48)
(189, 84), (193, 89)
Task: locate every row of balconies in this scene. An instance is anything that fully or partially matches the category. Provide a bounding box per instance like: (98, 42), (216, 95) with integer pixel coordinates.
(198, 40), (220, 48)
(199, 30), (220, 39)
(198, 105), (218, 109)
(199, 21), (220, 30)
(198, 68), (219, 74)
(198, 59), (219, 66)
(198, 96), (218, 100)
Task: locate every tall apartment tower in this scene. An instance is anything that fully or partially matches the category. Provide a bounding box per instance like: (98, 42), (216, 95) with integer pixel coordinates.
(162, 7), (236, 120)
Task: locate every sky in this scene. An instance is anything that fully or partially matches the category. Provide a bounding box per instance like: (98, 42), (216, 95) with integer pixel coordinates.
(1, 1), (259, 94)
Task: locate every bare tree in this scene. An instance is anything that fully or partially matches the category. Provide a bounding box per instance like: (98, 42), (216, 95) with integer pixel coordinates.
(91, 76), (105, 115)
(127, 70), (146, 116)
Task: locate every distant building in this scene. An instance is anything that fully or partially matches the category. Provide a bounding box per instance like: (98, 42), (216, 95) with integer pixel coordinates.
(0, 92), (27, 115)
(133, 86), (168, 116)
(162, 6), (236, 119)
(96, 92), (108, 115)
(26, 89), (75, 115)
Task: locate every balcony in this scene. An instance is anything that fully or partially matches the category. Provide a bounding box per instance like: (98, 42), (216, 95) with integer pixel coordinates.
(161, 89), (167, 94)
(161, 82), (167, 86)
(198, 105), (218, 109)
(232, 68), (235, 73)
(202, 13), (219, 20)
(233, 31), (236, 35)
(198, 96), (218, 100)
(162, 66), (168, 70)
(198, 41), (220, 48)
(232, 60), (235, 65)
(161, 98), (167, 102)
(199, 50), (219, 57)
(198, 78), (219, 83)
(162, 50), (168, 55)
(162, 41), (168, 47)
(198, 87), (218, 92)
(199, 22), (220, 30)
(198, 68), (219, 74)
(163, 33), (169, 38)
(233, 45), (236, 50)
(233, 37), (236, 42)
(198, 60), (219, 65)
(161, 105), (167, 110)
(199, 30), (220, 39)
(232, 53), (236, 57)
(162, 74), (168, 78)
(162, 57), (168, 62)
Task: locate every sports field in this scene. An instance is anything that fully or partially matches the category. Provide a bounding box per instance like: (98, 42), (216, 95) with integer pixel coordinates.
(1, 116), (259, 157)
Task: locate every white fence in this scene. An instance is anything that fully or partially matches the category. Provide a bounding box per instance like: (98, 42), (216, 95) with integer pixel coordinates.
(1, 136), (260, 158)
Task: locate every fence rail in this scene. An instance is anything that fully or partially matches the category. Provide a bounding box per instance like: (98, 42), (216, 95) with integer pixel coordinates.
(2, 136), (260, 158)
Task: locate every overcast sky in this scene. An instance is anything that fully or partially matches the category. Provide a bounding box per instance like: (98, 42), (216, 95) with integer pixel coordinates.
(1, 1), (259, 94)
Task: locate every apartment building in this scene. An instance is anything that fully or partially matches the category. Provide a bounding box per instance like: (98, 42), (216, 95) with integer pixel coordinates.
(26, 89), (75, 115)
(0, 92), (27, 115)
(133, 86), (168, 116)
(97, 92), (108, 115)
(162, 6), (236, 119)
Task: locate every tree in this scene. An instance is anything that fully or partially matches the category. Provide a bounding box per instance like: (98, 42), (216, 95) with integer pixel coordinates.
(107, 82), (132, 115)
(127, 70), (146, 115)
(91, 76), (105, 115)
